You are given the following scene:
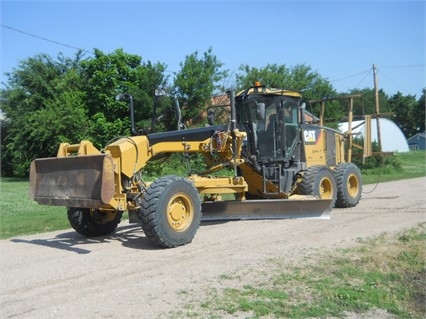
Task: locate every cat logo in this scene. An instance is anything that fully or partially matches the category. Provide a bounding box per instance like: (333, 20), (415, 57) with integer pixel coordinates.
(304, 130), (316, 143)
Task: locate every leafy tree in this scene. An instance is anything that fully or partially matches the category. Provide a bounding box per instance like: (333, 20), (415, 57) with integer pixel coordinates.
(133, 61), (170, 132)
(388, 91), (424, 138)
(236, 63), (343, 121)
(1, 53), (88, 176)
(346, 88), (390, 116)
(236, 63), (290, 90)
(2, 54), (70, 114)
(80, 49), (168, 146)
(236, 63), (334, 99)
(0, 49), (167, 176)
(417, 89), (426, 133)
(82, 48), (142, 120)
(174, 47), (229, 126)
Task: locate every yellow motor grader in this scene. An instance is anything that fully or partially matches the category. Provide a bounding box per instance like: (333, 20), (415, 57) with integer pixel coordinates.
(29, 82), (362, 248)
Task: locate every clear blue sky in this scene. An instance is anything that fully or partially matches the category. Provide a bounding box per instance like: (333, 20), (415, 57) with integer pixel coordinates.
(1, 0), (425, 97)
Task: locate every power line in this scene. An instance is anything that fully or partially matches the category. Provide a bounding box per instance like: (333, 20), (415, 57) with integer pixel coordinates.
(353, 69), (372, 89)
(328, 64), (425, 85)
(379, 68), (407, 93)
(1, 24), (92, 55)
(329, 70), (370, 83)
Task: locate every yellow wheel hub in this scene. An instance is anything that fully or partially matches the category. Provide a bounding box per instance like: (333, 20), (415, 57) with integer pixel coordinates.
(320, 177), (333, 199)
(167, 192), (194, 232)
(347, 173), (359, 197)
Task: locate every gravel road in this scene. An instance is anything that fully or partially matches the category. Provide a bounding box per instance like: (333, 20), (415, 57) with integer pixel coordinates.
(1, 177), (425, 319)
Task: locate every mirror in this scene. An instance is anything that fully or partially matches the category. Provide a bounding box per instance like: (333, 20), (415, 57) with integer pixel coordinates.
(207, 109), (215, 126)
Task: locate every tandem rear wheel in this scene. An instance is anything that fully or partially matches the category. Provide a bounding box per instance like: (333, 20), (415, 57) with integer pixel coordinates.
(334, 163), (362, 208)
(299, 165), (337, 209)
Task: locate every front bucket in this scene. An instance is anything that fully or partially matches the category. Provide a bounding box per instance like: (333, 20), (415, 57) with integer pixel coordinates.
(201, 198), (331, 221)
(29, 154), (115, 208)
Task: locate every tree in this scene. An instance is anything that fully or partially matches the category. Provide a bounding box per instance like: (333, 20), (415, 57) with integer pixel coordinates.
(1, 53), (88, 176)
(80, 49), (168, 147)
(0, 49), (167, 176)
(174, 47), (229, 126)
(236, 63), (290, 90)
(388, 91), (424, 138)
(346, 88), (390, 116)
(236, 63), (343, 120)
(417, 89), (426, 133)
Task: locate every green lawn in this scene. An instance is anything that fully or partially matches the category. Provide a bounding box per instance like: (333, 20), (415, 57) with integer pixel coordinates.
(0, 178), (70, 239)
(361, 151), (426, 184)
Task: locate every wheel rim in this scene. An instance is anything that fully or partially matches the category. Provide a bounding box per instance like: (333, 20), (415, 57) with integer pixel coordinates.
(167, 192), (194, 232)
(319, 177), (333, 199)
(347, 173), (359, 198)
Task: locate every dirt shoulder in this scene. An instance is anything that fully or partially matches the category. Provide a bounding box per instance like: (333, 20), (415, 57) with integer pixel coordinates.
(1, 177), (425, 319)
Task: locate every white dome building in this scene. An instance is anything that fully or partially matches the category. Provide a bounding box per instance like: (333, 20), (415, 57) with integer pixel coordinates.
(339, 118), (409, 153)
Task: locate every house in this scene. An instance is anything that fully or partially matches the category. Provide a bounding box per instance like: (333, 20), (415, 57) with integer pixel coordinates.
(407, 131), (426, 151)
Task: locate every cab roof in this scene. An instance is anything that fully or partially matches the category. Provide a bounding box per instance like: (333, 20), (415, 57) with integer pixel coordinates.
(236, 83), (302, 98)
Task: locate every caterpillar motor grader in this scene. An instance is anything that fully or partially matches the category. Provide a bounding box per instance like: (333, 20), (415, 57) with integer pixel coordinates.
(29, 82), (362, 248)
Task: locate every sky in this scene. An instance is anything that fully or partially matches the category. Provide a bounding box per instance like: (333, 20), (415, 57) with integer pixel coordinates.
(0, 0), (425, 98)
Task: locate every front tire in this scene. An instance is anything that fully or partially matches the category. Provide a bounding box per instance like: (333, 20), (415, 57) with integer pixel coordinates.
(299, 166), (337, 209)
(67, 208), (122, 237)
(140, 175), (202, 248)
(334, 163), (362, 208)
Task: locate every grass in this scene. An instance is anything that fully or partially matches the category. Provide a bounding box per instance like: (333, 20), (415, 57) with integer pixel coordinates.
(0, 151), (424, 239)
(173, 224), (426, 319)
(0, 178), (70, 239)
(361, 151), (426, 185)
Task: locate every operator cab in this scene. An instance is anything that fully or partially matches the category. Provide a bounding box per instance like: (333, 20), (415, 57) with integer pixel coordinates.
(235, 84), (301, 167)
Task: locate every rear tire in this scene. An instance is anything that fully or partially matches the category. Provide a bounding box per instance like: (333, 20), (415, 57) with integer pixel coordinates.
(140, 175), (202, 248)
(299, 166), (337, 209)
(334, 163), (362, 208)
(67, 208), (122, 237)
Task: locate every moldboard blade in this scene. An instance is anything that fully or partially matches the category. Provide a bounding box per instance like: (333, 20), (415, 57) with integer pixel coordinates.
(201, 198), (331, 221)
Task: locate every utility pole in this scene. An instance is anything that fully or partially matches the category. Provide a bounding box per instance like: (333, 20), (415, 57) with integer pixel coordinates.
(373, 64), (382, 148)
